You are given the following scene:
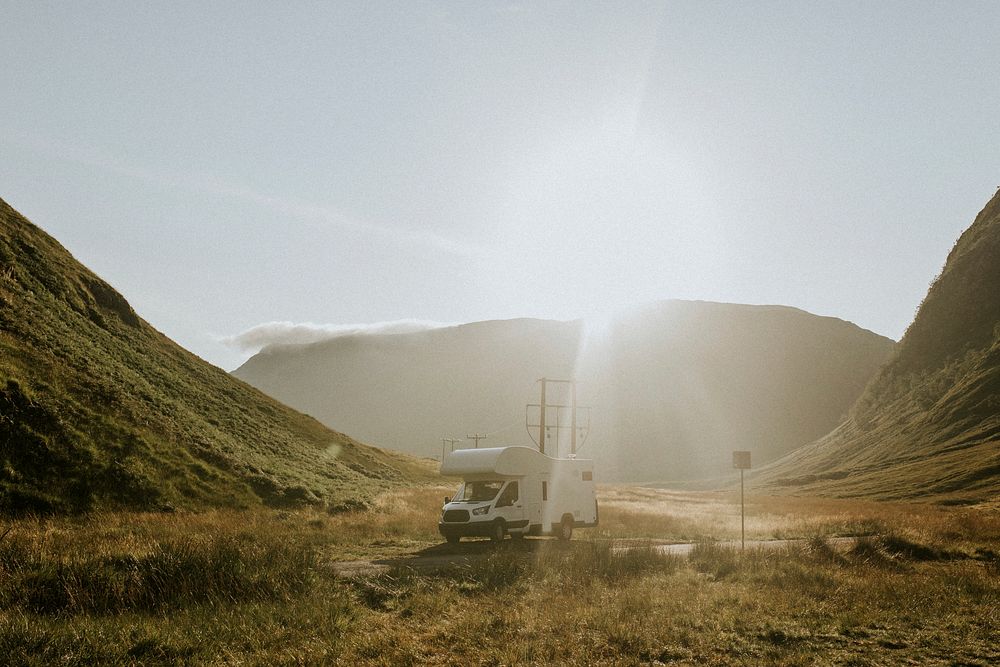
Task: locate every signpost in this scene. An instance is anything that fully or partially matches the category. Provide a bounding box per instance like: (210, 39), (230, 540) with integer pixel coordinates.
(732, 451), (751, 551)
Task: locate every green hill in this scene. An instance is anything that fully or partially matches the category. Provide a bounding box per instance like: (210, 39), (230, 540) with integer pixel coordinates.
(762, 189), (1000, 502)
(0, 197), (434, 514)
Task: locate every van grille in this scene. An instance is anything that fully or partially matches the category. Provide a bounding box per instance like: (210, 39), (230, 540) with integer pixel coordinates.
(443, 509), (470, 523)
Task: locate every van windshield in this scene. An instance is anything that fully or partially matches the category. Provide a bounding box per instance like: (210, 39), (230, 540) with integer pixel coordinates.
(453, 481), (504, 502)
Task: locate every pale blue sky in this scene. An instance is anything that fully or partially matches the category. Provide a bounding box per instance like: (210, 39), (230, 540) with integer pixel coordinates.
(2, 1), (999, 369)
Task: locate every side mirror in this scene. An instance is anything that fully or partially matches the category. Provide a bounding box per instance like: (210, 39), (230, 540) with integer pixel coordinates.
(444, 496), (450, 504)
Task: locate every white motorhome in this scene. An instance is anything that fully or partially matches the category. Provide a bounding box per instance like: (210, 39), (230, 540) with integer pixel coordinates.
(438, 446), (598, 543)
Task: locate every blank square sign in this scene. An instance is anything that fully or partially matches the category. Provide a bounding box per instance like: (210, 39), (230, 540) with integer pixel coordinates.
(733, 451), (751, 469)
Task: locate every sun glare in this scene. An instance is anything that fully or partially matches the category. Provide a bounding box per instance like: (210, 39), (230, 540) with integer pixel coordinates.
(581, 308), (623, 346)
(574, 304), (639, 377)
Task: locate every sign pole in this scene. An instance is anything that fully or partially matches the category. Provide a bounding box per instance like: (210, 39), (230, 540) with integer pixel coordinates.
(740, 468), (745, 552)
(732, 450), (751, 554)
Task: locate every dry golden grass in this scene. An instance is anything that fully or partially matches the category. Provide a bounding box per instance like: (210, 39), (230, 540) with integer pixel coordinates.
(0, 486), (997, 665)
(596, 485), (1000, 549)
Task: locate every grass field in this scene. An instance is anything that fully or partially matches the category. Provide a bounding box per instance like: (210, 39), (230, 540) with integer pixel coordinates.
(0, 486), (997, 665)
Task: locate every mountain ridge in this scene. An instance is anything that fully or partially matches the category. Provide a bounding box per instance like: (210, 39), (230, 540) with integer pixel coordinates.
(235, 299), (895, 482)
(242, 305), (890, 362)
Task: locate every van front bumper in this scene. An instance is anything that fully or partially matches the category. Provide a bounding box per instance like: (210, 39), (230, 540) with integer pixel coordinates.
(438, 520), (496, 539)
(438, 519), (532, 539)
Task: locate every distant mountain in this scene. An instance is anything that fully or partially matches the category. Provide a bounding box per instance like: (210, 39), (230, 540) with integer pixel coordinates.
(0, 197), (433, 514)
(761, 189), (1000, 502)
(234, 301), (894, 482)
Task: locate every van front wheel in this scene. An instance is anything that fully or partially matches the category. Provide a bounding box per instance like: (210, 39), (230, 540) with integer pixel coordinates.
(490, 520), (506, 543)
(558, 516), (574, 541)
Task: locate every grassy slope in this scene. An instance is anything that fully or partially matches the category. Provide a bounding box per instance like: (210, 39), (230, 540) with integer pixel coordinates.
(0, 197), (435, 514)
(760, 189), (1000, 502)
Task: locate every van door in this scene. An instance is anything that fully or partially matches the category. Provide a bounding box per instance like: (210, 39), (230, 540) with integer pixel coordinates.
(522, 474), (541, 533)
(493, 481), (527, 533)
(539, 473), (554, 533)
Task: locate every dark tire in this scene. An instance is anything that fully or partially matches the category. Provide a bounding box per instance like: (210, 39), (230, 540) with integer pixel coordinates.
(557, 515), (574, 541)
(446, 535), (460, 545)
(490, 520), (506, 543)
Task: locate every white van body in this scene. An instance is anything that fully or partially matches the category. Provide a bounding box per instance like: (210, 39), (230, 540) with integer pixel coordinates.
(438, 446), (598, 542)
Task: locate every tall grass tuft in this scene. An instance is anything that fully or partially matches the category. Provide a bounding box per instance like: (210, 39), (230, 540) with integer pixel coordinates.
(847, 536), (900, 569)
(805, 535), (846, 564)
(537, 541), (681, 583)
(688, 542), (741, 580)
(877, 533), (951, 561)
(0, 532), (317, 614)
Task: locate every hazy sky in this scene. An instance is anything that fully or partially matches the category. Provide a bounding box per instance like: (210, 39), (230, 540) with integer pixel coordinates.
(2, 1), (999, 370)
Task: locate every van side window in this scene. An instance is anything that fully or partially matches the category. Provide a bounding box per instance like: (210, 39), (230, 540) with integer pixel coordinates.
(582, 471), (593, 481)
(497, 481), (518, 507)
(542, 481), (547, 501)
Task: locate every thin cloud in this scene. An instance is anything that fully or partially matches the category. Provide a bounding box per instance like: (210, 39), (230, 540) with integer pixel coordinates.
(195, 175), (485, 258)
(4, 131), (485, 258)
(220, 319), (455, 353)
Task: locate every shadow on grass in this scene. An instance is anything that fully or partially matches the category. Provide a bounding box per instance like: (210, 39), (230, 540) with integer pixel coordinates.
(356, 539), (681, 600)
(368, 536), (559, 571)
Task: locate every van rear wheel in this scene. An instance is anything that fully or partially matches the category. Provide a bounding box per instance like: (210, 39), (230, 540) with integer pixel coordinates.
(558, 516), (574, 541)
(490, 520), (506, 543)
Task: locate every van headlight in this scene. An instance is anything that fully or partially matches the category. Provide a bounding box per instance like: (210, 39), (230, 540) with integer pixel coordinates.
(472, 505), (490, 516)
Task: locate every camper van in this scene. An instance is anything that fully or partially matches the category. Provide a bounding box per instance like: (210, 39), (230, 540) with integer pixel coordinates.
(438, 446), (598, 543)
